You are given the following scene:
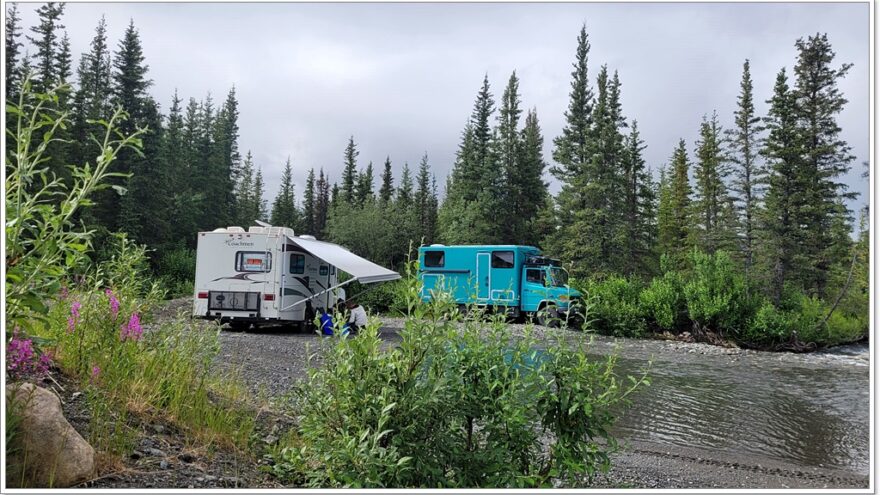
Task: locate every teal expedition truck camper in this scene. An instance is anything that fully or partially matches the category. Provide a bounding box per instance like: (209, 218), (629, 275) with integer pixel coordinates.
(417, 245), (583, 326)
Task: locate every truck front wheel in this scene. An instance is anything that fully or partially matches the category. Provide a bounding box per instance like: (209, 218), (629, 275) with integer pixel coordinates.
(536, 304), (560, 328)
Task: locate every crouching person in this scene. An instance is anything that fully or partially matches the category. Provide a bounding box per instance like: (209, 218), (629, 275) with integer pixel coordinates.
(345, 299), (367, 335)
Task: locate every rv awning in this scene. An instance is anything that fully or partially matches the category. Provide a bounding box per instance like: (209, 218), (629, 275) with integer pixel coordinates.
(286, 236), (400, 284)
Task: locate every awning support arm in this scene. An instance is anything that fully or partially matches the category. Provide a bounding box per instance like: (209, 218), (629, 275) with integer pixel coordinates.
(280, 278), (356, 312)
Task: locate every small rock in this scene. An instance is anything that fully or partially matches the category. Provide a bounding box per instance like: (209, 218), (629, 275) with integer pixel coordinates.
(71, 392), (82, 399)
(204, 475), (218, 482)
(146, 447), (167, 457)
(263, 434), (278, 444)
(178, 452), (195, 463)
(159, 460), (169, 470)
(187, 485), (194, 489)
(152, 424), (165, 434)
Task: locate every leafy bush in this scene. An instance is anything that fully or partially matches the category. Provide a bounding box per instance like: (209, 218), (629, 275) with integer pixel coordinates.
(270, 266), (647, 487)
(345, 279), (406, 315)
(744, 293), (824, 347)
(682, 250), (751, 334)
(5, 79), (144, 329)
(639, 271), (684, 331)
(157, 244), (196, 297)
(578, 276), (646, 337)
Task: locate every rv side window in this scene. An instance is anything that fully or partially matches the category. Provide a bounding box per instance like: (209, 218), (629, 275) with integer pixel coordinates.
(289, 254), (305, 274)
(491, 251), (515, 269)
(424, 251), (445, 267)
(236, 251), (271, 272)
(319, 265), (328, 276)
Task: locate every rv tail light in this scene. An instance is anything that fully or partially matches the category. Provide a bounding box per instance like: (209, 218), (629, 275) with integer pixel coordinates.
(197, 291), (208, 299)
(263, 294), (275, 301)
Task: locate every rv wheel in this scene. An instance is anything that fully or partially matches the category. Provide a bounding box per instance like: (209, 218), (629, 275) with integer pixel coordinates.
(536, 304), (560, 328)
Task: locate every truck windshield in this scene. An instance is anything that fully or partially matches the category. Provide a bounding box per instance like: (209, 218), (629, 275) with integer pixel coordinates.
(549, 267), (569, 287)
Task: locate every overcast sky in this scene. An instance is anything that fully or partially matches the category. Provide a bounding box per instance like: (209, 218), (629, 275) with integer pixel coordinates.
(14, 2), (871, 218)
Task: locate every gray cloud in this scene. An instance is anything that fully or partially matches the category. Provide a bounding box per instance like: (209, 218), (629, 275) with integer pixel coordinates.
(15, 2), (870, 219)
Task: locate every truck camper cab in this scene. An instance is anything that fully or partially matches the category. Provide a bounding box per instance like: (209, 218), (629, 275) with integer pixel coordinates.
(418, 244), (582, 326)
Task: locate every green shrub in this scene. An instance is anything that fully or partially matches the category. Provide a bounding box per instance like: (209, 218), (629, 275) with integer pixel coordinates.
(5, 79), (144, 329)
(579, 276), (646, 337)
(682, 250), (750, 334)
(346, 279), (406, 315)
(639, 271), (684, 331)
(744, 293), (824, 347)
(271, 266), (647, 488)
(157, 244), (196, 298)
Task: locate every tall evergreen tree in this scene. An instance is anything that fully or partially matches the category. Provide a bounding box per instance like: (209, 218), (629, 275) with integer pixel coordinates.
(514, 108), (549, 246)
(118, 98), (166, 246)
(56, 32), (72, 83)
(71, 16), (113, 169)
(692, 111), (733, 254)
(657, 139), (693, 263)
(622, 120), (657, 276)
(211, 87), (241, 224)
(341, 136), (359, 204)
(792, 33), (855, 297)
(726, 59), (764, 279)
(315, 169), (330, 236)
(161, 91), (198, 246)
(271, 157), (299, 229)
(415, 153), (438, 244)
(355, 161), (375, 206)
(303, 168), (317, 234)
(254, 167), (267, 222)
(495, 71), (523, 243)
(5, 4), (23, 99)
(234, 151), (256, 225)
(379, 156), (394, 205)
(27, 2), (65, 93)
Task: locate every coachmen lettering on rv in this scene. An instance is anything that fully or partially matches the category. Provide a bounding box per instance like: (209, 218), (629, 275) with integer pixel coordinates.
(193, 222), (400, 330)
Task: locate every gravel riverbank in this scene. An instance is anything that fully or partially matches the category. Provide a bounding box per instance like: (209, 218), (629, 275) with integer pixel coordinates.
(108, 298), (870, 489)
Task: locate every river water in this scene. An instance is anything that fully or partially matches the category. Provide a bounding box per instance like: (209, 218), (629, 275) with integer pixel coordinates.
(598, 341), (870, 476)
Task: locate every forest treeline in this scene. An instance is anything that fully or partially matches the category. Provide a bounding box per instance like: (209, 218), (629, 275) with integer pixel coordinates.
(5, 4), (868, 347)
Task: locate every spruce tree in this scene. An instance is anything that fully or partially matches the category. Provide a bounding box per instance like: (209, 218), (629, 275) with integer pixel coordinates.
(235, 151), (255, 226)
(161, 91), (198, 246)
(27, 2), (65, 93)
(793, 33), (855, 297)
(495, 71), (523, 243)
(303, 168), (317, 234)
(56, 32), (72, 83)
(760, 68), (809, 302)
(515, 108), (549, 246)
(5, 4), (23, 99)
(657, 139), (693, 264)
(622, 120), (656, 276)
(254, 167), (267, 222)
(547, 24), (600, 275)
(355, 161), (375, 206)
(379, 156), (394, 204)
(693, 111), (732, 254)
(315, 169), (330, 236)
(270, 157), (299, 229)
(211, 87), (241, 224)
(415, 153), (437, 244)
(341, 136), (359, 204)
(726, 60), (764, 277)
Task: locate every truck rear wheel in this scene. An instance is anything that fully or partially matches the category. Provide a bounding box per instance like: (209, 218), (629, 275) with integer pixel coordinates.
(536, 304), (560, 328)
(227, 321), (250, 332)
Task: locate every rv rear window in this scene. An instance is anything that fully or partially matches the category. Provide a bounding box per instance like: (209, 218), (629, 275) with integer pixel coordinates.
(289, 254), (305, 274)
(424, 251), (444, 267)
(236, 251), (271, 272)
(491, 251), (515, 269)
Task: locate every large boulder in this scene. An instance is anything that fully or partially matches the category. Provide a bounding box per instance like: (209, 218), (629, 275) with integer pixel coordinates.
(6, 382), (95, 487)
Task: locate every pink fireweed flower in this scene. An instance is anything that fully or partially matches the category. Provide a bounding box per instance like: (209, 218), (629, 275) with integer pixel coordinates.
(60, 285), (69, 300)
(6, 330), (48, 379)
(105, 289), (120, 320)
(67, 301), (82, 333)
(120, 313), (143, 341)
(91, 364), (101, 384)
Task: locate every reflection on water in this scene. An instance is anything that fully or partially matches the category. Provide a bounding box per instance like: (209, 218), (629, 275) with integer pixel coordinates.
(604, 353), (869, 475)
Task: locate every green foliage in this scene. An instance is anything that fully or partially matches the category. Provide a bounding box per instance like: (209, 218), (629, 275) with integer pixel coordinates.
(682, 250), (750, 333)
(5, 79), (144, 330)
(41, 245), (254, 455)
(156, 244), (196, 297)
(271, 265), (647, 487)
(346, 279), (406, 316)
(639, 269), (684, 331)
(578, 276), (646, 337)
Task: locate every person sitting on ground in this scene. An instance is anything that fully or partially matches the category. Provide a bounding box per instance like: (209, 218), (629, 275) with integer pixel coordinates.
(345, 299), (367, 335)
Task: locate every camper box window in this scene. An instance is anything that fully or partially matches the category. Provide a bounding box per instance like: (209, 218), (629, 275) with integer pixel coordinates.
(289, 254), (305, 274)
(491, 251), (515, 269)
(424, 251), (445, 267)
(236, 251), (271, 272)
(320, 265), (328, 276)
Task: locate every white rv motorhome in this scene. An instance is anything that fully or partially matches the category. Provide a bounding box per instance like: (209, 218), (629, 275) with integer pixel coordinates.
(193, 224), (400, 330)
